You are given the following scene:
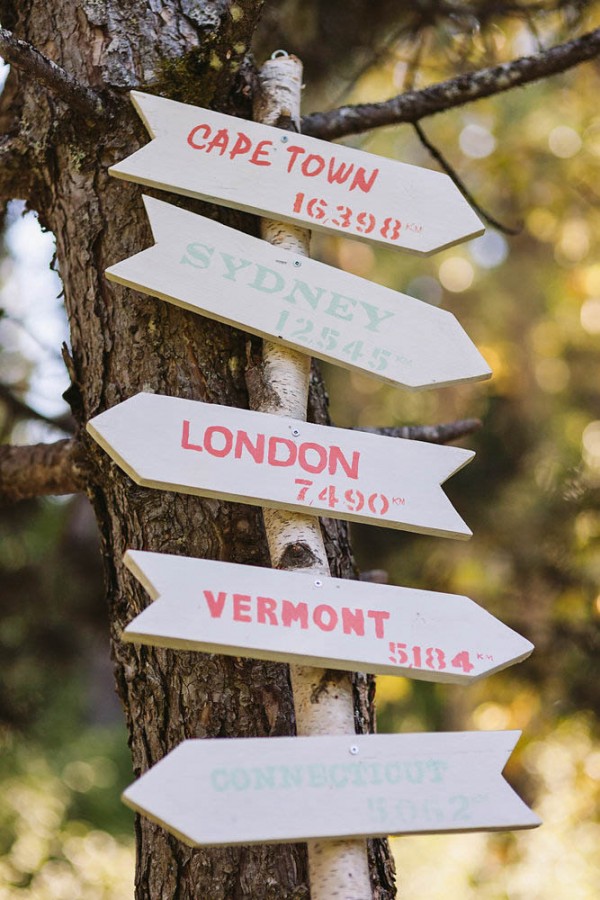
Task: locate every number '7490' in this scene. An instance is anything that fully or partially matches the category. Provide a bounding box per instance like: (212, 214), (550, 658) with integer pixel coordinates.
(294, 479), (405, 515)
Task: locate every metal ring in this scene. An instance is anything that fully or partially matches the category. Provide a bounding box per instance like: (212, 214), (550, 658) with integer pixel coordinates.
(271, 49), (289, 59)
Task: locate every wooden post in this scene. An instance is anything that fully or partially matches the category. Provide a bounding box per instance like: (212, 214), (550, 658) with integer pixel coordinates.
(252, 52), (373, 899)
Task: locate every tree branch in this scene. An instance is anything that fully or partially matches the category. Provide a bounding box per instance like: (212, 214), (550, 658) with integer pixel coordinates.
(355, 418), (481, 444)
(0, 438), (87, 502)
(302, 28), (600, 140)
(0, 27), (110, 121)
(0, 384), (75, 433)
(412, 121), (521, 235)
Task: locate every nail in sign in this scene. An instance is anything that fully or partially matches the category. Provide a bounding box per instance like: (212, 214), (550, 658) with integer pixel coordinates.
(87, 393), (474, 539)
(110, 92), (484, 254)
(123, 551), (533, 682)
(122, 732), (541, 846)
(107, 198), (491, 391)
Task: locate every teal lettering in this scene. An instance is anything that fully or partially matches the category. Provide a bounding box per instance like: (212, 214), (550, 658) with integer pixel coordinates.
(384, 763), (403, 784)
(211, 769), (229, 791)
(250, 264), (285, 294)
(280, 766), (303, 789)
(282, 279), (326, 312)
(426, 760), (448, 783)
(252, 767), (277, 790)
(329, 765), (349, 788)
(325, 292), (356, 322)
(231, 769), (250, 791)
(307, 765), (327, 788)
(182, 242), (215, 269)
(220, 252), (252, 281)
(349, 764), (369, 787)
(359, 301), (394, 333)
(405, 762), (425, 784)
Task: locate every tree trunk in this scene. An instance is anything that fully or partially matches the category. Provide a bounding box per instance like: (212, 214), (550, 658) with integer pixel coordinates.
(1, 1), (396, 896)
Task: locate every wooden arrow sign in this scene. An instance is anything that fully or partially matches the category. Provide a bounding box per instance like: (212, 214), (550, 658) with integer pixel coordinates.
(107, 198), (491, 391)
(109, 92), (484, 255)
(122, 731), (541, 846)
(87, 393), (474, 539)
(123, 550), (533, 682)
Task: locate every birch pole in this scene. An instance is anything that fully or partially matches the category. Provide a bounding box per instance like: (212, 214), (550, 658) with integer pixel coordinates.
(252, 52), (373, 900)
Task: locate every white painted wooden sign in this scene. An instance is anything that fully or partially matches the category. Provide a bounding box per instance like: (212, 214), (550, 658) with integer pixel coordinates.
(123, 550), (533, 682)
(122, 731), (541, 846)
(87, 393), (474, 539)
(107, 197), (491, 391)
(110, 92), (484, 254)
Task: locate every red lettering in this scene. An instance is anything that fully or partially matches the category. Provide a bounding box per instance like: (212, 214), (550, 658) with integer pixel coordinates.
(234, 430), (265, 464)
(341, 607), (365, 636)
(204, 425), (233, 458)
(350, 167), (379, 194)
(367, 609), (390, 639)
(298, 442), (327, 475)
(314, 604), (338, 632)
(268, 437), (297, 467)
(301, 154), (325, 177)
(328, 445), (360, 480)
(286, 145), (305, 172)
(257, 596), (278, 625)
(281, 600), (309, 629)
(206, 128), (230, 155)
(187, 124), (211, 149)
(181, 420), (203, 452)
(203, 590), (226, 618)
(249, 140), (273, 166)
(229, 132), (252, 160)
(327, 158), (354, 186)
(233, 593), (252, 622)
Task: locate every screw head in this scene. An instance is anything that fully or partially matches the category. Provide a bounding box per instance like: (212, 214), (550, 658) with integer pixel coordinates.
(349, 745), (359, 756)
(281, 135), (289, 143)
(314, 579), (322, 587)
(291, 428), (300, 436)
(293, 260), (301, 267)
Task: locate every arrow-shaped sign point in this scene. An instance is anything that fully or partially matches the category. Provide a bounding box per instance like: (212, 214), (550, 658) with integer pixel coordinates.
(87, 393), (474, 539)
(105, 197), (491, 392)
(121, 732), (541, 846)
(122, 550), (533, 683)
(109, 91), (484, 255)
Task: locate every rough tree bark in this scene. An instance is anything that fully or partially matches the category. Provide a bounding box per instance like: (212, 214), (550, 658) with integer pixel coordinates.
(0, 2), (395, 897)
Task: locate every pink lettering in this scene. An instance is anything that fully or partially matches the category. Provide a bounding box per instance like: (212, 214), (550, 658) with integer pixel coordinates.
(206, 128), (230, 155)
(327, 158), (354, 186)
(234, 430), (265, 463)
(204, 590), (226, 618)
(181, 420), (203, 452)
(267, 436), (297, 467)
(233, 593), (252, 622)
(257, 596), (278, 625)
(341, 607), (365, 636)
(328, 445), (360, 480)
(281, 600), (309, 629)
(314, 604), (338, 632)
(298, 442), (327, 475)
(286, 145), (305, 173)
(250, 140), (273, 166)
(229, 132), (252, 160)
(187, 124), (211, 149)
(301, 154), (325, 177)
(350, 167), (379, 194)
(367, 609), (390, 639)
(204, 425), (233, 458)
